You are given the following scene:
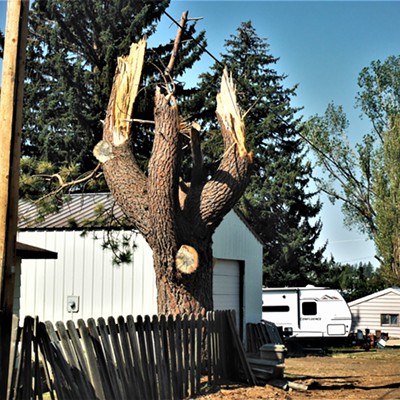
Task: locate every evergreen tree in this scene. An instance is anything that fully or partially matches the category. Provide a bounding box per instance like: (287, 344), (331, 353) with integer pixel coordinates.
(21, 0), (205, 199)
(338, 262), (385, 302)
(187, 21), (326, 287)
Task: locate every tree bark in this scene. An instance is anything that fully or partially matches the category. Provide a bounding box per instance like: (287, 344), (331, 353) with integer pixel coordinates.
(94, 39), (252, 315)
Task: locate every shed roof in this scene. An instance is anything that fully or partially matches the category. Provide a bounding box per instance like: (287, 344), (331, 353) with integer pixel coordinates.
(348, 287), (400, 307)
(18, 193), (263, 243)
(16, 242), (58, 259)
(18, 193), (125, 230)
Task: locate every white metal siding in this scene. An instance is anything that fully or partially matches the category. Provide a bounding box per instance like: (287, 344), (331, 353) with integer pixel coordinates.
(349, 292), (400, 338)
(18, 210), (263, 331)
(18, 230), (157, 323)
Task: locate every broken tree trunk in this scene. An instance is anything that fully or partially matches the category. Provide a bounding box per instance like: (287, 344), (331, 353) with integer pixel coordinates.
(94, 37), (252, 315)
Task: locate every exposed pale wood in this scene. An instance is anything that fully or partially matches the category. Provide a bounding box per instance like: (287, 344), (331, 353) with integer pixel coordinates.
(216, 68), (250, 159)
(176, 244), (199, 274)
(112, 39), (146, 146)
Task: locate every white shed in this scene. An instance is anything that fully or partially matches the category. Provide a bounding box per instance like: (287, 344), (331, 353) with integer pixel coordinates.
(348, 288), (400, 338)
(17, 193), (263, 338)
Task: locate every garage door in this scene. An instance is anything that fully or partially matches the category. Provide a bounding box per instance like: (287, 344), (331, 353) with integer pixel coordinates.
(213, 259), (241, 329)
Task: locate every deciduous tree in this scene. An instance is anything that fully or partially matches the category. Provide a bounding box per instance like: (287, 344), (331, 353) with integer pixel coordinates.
(303, 55), (400, 285)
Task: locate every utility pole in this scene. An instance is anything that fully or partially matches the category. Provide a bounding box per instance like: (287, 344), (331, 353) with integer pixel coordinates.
(0, 0), (29, 398)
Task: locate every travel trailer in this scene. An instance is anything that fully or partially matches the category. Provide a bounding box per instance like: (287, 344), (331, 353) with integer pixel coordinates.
(262, 285), (352, 343)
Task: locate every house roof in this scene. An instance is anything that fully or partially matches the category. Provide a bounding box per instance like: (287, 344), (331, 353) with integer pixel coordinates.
(18, 193), (263, 244)
(348, 287), (400, 307)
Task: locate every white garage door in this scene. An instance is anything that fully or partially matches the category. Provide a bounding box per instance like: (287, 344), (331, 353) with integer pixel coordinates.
(213, 259), (241, 328)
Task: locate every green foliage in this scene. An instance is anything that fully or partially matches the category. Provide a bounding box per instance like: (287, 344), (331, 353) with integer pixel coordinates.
(303, 55), (400, 285)
(188, 21), (326, 287)
(337, 262), (385, 302)
(22, 0), (206, 198)
(374, 115), (400, 284)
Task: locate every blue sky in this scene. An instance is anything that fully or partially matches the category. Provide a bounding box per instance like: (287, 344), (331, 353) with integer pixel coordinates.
(1, 1), (400, 266)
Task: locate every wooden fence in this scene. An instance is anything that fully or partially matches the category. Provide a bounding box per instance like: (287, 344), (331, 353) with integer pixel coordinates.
(7, 310), (254, 400)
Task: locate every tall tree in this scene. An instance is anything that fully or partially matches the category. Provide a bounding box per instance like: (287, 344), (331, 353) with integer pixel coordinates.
(94, 38), (252, 315)
(21, 0), (205, 199)
(187, 21), (326, 287)
(303, 55), (400, 285)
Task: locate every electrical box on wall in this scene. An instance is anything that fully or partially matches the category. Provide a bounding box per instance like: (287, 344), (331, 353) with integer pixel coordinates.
(67, 295), (79, 313)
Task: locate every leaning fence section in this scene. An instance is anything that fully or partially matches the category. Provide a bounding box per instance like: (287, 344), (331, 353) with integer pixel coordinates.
(8, 310), (252, 400)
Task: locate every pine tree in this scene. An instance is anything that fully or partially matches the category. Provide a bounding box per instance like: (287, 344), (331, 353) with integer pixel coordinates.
(21, 0), (205, 198)
(187, 21), (326, 287)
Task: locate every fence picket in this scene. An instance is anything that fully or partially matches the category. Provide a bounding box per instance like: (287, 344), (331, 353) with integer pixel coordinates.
(42, 321), (79, 398)
(167, 314), (179, 399)
(196, 313), (202, 393)
(136, 315), (154, 400)
(96, 317), (121, 399)
(189, 313), (196, 397)
(77, 319), (106, 400)
(9, 310), (249, 400)
(45, 320), (82, 398)
(118, 316), (139, 397)
(144, 315), (158, 398)
(55, 320), (94, 399)
(159, 314), (171, 400)
(108, 316), (129, 398)
(175, 314), (184, 399)
(87, 318), (115, 399)
(181, 313), (190, 396)
(152, 315), (167, 400)
(126, 315), (147, 399)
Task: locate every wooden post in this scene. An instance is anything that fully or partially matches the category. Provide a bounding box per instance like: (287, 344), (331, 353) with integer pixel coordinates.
(0, 0), (29, 398)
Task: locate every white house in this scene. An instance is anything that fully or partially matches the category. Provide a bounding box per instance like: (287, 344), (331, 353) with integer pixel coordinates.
(348, 287), (400, 338)
(17, 193), (263, 338)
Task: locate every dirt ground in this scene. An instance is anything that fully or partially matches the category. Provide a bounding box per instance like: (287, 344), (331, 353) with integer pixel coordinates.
(200, 347), (400, 399)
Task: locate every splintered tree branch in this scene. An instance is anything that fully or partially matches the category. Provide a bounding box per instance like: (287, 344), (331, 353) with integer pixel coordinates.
(199, 68), (253, 227)
(94, 38), (150, 236)
(165, 11), (188, 76)
(216, 68), (249, 158)
(111, 39), (146, 146)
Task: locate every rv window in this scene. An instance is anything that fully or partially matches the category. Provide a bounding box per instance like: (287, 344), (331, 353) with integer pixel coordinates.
(262, 305), (290, 312)
(302, 301), (317, 315)
(381, 314), (399, 326)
